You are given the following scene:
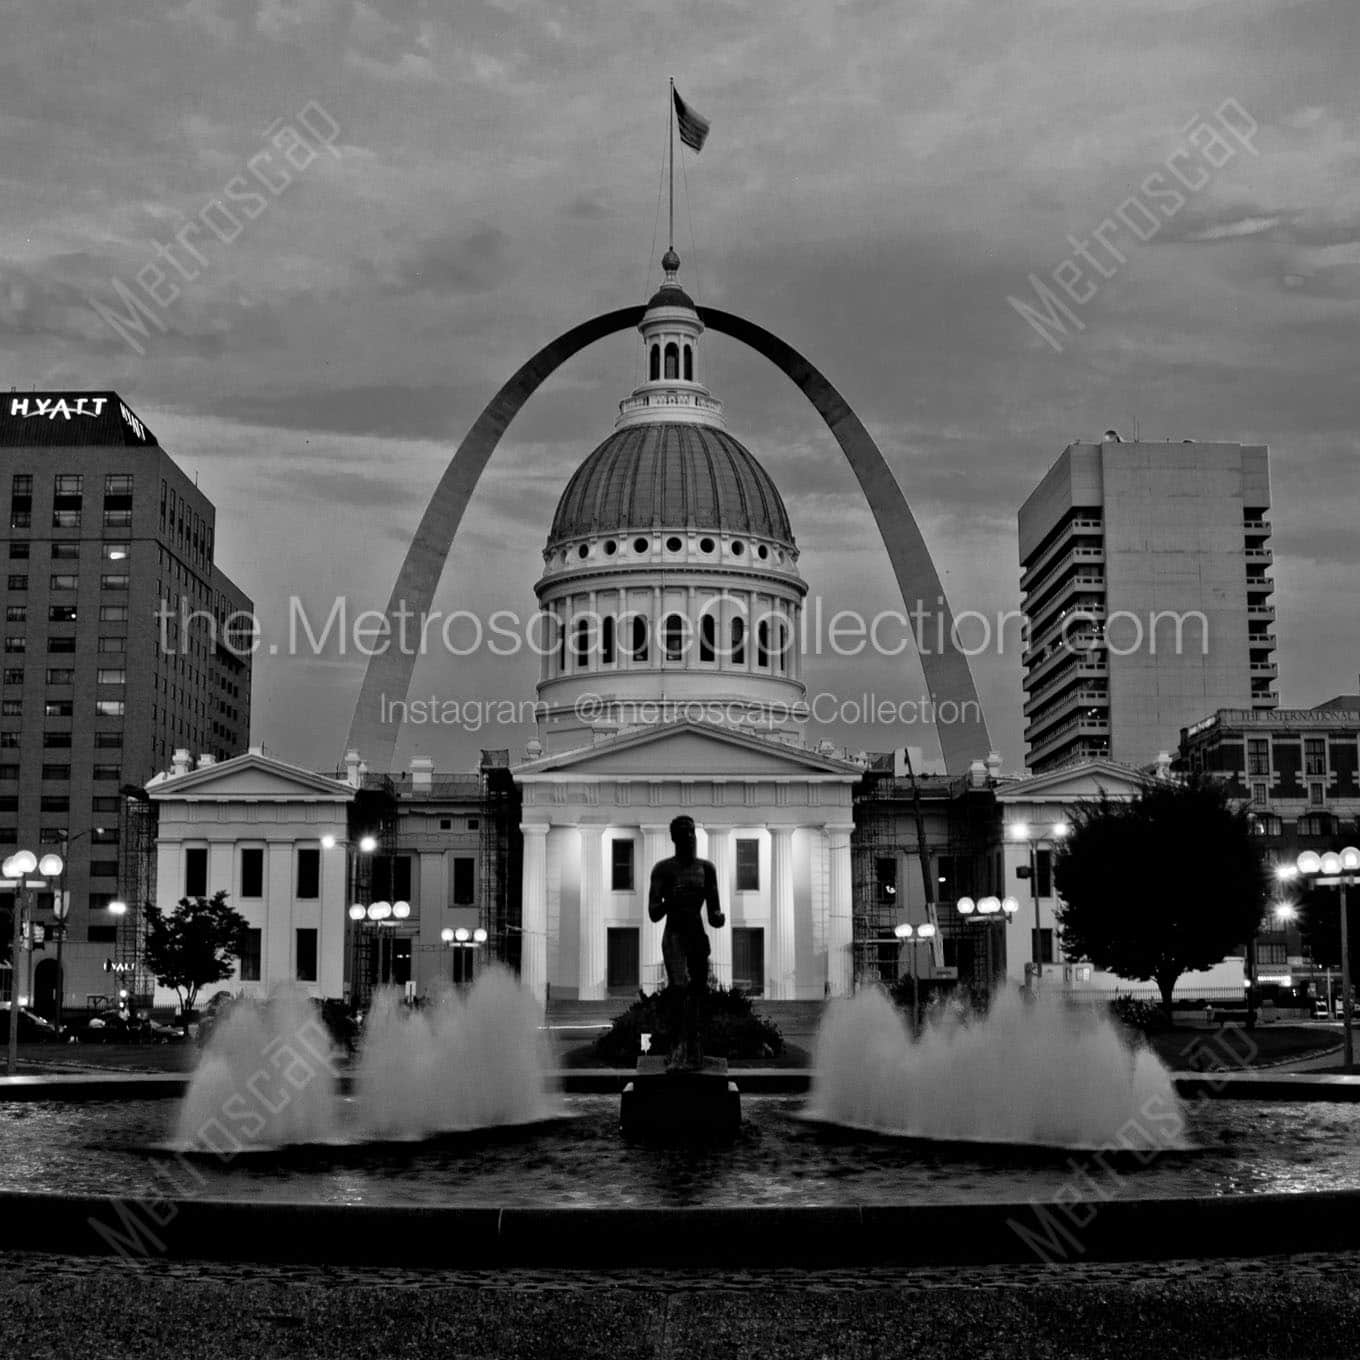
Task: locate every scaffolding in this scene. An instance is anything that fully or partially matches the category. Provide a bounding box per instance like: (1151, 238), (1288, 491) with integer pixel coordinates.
(479, 750), (521, 974)
(118, 789), (157, 1007)
(850, 764), (997, 1000)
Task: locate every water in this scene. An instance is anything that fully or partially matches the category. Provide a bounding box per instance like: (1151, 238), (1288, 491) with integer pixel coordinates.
(808, 989), (1189, 1152)
(5, 1096), (1360, 1206)
(173, 967), (558, 1154)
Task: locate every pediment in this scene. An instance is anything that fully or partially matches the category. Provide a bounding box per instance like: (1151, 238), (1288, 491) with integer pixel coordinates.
(147, 751), (353, 802)
(515, 722), (861, 781)
(998, 759), (1154, 804)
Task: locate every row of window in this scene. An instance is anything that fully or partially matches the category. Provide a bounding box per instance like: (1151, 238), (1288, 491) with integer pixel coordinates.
(1, 700), (125, 719)
(9, 543), (129, 563)
(5, 625), (128, 652)
(5, 573), (129, 592)
(1246, 737), (1333, 776)
(605, 838), (761, 893)
(11, 474), (134, 530)
(1, 733), (122, 748)
(557, 615), (791, 670)
(180, 847), (481, 906)
(2, 658), (125, 688)
(234, 927), (316, 982)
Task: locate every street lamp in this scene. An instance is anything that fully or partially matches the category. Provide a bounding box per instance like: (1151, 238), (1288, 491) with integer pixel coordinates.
(893, 920), (937, 1027)
(441, 925), (488, 985)
(353, 899), (410, 987)
(1008, 819), (1069, 990)
(4, 849), (63, 1076)
(1295, 845), (1360, 1072)
(955, 895), (1021, 999)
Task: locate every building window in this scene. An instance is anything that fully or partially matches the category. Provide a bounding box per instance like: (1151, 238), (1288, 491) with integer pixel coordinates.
(574, 616), (590, 667)
(756, 620), (770, 668)
(875, 856), (897, 904)
(664, 613), (685, 662)
(91, 796), (119, 814)
(1036, 849), (1053, 898)
(3, 607), (22, 623)
(296, 928), (318, 983)
(1310, 783), (1325, 807)
(239, 928), (262, 982)
(0, 733), (19, 749)
(87, 925), (118, 944)
(103, 542), (130, 562)
(49, 605), (77, 623)
(10, 474), (31, 529)
(94, 732), (121, 748)
(630, 615), (649, 663)
(1247, 739), (1269, 776)
(1298, 813), (1332, 838)
(649, 344), (660, 381)
(45, 669), (72, 686)
(736, 837), (760, 891)
(296, 847), (320, 899)
(89, 860), (119, 878)
(99, 606), (128, 622)
(601, 615), (615, 666)
(43, 702), (71, 718)
(371, 854), (412, 902)
(92, 827), (118, 845)
(731, 927), (764, 995)
(0, 700), (19, 717)
(699, 614), (716, 663)
(683, 344), (693, 381)
(1305, 739), (1326, 777)
(97, 668), (126, 685)
(240, 847), (263, 898)
(42, 732), (71, 748)
(41, 763), (69, 780)
(3, 637), (24, 653)
(2, 670), (19, 686)
(48, 637), (75, 653)
(93, 765), (121, 781)
(185, 847), (208, 896)
(664, 342), (679, 379)
(50, 544), (78, 561)
(731, 616), (745, 666)
(0, 766), (16, 780)
(98, 636), (126, 653)
(100, 574), (129, 591)
(7, 544), (26, 560)
(611, 839), (635, 892)
(96, 700), (126, 718)
(453, 855), (475, 905)
(6, 576), (25, 591)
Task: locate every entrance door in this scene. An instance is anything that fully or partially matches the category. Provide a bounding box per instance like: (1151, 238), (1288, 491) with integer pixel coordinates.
(34, 958), (61, 1019)
(732, 927), (764, 996)
(606, 927), (640, 997)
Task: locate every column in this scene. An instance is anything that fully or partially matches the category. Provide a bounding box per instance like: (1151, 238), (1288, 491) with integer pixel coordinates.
(640, 823), (671, 993)
(707, 827), (734, 989)
(520, 823), (549, 1006)
(825, 824), (854, 998)
(578, 825), (605, 1001)
(769, 826), (796, 1000)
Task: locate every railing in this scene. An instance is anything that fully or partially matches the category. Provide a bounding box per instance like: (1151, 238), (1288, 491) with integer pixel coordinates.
(1023, 657), (1108, 715)
(1020, 540), (1105, 600)
(1025, 689), (1110, 742)
(1024, 636), (1105, 690)
(1025, 571), (1107, 626)
(1026, 712), (1111, 762)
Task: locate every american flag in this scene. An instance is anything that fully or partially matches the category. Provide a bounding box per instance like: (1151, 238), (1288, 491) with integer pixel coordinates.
(672, 87), (710, 153)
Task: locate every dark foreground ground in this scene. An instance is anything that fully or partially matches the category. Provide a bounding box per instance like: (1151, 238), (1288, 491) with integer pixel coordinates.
(2, 1249), (1358, 1359)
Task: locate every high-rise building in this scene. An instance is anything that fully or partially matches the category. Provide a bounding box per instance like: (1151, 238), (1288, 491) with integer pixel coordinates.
(1018, 435), (1276, 773)
(0, 391), (251, 1014)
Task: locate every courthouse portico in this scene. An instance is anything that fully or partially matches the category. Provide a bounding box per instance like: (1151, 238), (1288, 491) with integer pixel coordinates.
(515, 722), (859, 1002)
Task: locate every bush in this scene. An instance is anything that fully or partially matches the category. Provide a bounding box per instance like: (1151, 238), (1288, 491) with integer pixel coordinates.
(1109, 994), (1170, 1034)
(593, 985), (783, 1066)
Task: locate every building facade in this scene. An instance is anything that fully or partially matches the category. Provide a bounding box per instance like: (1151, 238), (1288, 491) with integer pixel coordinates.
(0, 392), (252, 1015)
(1018, 435), (1276, 773)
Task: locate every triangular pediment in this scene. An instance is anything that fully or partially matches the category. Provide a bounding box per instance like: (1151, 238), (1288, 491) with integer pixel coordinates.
(997, 759), (1155, 804)
(515, 722), (862, 781)
(146, 750), (354, 802)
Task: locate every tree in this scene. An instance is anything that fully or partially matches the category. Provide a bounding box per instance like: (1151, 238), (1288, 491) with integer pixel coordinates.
(1054, 777), (1268, 1020)
(143, 891), (251, 1026)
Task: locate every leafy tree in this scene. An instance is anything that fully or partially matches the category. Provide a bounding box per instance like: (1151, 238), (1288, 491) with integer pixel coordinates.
(1054, 778), (1268, 1020)
(143, 891), (251, 1026)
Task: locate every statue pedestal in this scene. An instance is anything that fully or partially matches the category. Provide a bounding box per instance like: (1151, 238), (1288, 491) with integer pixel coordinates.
(620, 1055), (741, 1140)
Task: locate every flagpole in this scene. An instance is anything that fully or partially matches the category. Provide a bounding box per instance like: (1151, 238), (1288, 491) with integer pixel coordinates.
(668, 76), (675, 254)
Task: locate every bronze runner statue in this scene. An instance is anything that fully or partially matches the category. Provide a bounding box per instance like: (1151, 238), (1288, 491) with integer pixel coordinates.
(647, 815), (725, 1069)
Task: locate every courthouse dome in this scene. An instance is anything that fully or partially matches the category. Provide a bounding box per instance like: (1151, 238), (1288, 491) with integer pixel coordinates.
(547, 423), (794, 546)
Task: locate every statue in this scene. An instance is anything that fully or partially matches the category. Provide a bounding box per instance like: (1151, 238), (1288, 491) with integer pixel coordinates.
(647, 815), (724, 1070)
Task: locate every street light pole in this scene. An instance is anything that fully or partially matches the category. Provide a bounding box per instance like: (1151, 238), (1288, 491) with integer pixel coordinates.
(1008, 820), (1069, 993)
(4, 850), (62, 1077)
(1290, 848), (1360, 1074)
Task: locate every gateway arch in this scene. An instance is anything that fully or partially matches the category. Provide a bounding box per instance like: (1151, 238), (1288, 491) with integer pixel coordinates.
(345, 305), (991, 773)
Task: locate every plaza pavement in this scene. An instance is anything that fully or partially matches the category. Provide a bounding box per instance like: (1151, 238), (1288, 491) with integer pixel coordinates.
(2, 1249), (1359, 1358)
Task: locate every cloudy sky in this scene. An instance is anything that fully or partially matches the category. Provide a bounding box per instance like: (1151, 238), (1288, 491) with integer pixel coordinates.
(4, 0), (1357, 773)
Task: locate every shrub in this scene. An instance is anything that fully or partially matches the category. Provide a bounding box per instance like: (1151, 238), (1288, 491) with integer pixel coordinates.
(1109, 994), (1170, 1035)
(593, 985), (783, 1065)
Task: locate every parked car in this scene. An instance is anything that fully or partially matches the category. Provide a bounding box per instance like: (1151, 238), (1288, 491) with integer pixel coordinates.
(0, 1007), (68, 1044)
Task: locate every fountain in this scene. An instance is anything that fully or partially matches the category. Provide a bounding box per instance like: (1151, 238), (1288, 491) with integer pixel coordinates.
(171, 965), (559, 1154)
(807, 986), (1191, 1152)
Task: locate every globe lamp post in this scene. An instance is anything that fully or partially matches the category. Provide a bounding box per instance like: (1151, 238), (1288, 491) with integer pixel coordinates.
(1294, 846), (1360, 1072)
(4, 850), (63, 1076)
(893, 920), (938, 1028)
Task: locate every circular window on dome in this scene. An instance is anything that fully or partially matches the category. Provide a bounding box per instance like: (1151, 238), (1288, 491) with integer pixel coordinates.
(666, 535), (683, 553)
(699, 537), (715, 554)
(757, 544), (769, 560)
(577, 544), (589, 560)
(603, 540), (617, 556)
(633, 536), (649, 554)
(731, 540), (745, 556)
